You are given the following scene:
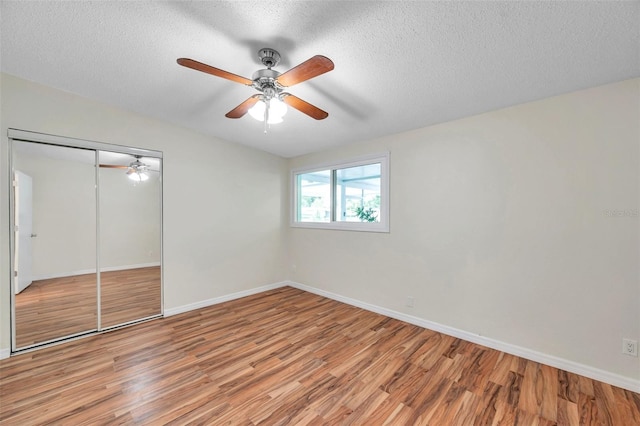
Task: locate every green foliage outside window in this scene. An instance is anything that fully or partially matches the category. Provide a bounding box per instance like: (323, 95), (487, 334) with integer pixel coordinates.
(301, 196), (318, 208)
(354, 206), (377, 222)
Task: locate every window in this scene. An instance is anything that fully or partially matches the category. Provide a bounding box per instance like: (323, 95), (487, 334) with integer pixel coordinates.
(291, 153), (389, 232)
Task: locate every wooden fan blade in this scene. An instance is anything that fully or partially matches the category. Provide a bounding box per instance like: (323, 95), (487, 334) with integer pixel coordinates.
(225, 95), (261, 119)
(99, 164), (129, 169)
(276, 55), (334, 87)
(177, 58), (253, 86)
(282, 94), (328, 120)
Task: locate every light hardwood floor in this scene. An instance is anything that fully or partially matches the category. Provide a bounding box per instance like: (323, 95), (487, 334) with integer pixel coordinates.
(14, 267), (161, 347)
(1, 287), (638, 425)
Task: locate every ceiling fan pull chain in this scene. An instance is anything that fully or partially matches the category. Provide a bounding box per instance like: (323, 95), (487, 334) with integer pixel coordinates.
(263, 100), (270, 134)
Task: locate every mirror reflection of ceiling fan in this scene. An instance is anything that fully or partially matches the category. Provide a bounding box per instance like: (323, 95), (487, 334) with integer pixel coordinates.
(99, 155), (158, 182)
(177, 48), (334, 127)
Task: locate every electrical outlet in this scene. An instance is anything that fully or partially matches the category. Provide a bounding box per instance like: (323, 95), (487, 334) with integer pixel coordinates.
(622, 339), (638, 357)
(406, 296), (414, 308)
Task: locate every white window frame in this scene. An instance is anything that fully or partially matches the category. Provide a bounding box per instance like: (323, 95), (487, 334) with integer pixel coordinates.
(291, 152), (390, 233)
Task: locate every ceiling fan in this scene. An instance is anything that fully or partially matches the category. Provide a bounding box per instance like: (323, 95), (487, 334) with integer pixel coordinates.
(99, 155), (156, 182)
(177, 48), (334, 124)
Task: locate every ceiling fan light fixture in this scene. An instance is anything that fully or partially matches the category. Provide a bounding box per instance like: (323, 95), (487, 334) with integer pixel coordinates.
(248, 97), (287, 124)
(126, 158), (150, 182)
(127, 168), (149, 182)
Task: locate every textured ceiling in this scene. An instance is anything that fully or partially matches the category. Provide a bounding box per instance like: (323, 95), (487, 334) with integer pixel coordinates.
(1, 1), (638, 158)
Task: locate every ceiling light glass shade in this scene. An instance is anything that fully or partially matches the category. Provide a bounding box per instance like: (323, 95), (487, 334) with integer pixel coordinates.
(269, 97), (287, 117)
(249, 97), (287, 124)
(127, 169), (149, 182)
(126, 158), (150, 182)
(127, 165), (149, 182)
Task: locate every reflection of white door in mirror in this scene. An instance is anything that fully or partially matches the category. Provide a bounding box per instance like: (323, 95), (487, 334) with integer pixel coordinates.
(14, 171), (34, 294)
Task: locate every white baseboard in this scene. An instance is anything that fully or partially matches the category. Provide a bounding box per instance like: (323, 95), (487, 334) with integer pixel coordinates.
(0, 348), (10, 360)
(100, 262), (161, 273)
(32, 262), (161, 281)
(164, 281), (288, 317)
(285, 281), (640, 393)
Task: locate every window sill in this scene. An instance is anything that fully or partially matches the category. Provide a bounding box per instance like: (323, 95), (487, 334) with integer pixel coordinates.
(290, 221), (389, 233)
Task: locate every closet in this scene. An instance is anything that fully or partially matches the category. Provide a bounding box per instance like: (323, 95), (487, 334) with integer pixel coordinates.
(9, 129), (162, 352)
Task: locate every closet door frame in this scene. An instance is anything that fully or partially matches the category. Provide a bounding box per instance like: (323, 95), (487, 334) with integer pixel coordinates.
(8, 128), (163, 353)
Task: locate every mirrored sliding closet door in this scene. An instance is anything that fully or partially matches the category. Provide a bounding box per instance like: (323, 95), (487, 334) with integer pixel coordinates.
(98, 150), (162, 328)
(10, 130), (163, 352)
(12, 141), (98, 348)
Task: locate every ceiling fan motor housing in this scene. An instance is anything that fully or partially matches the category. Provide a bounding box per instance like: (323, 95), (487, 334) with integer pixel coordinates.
(258, 48), (281, 68)
(251, 68), (282, 100)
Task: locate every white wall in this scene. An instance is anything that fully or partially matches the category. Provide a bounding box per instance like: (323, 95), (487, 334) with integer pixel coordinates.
(0, 73), (289, 351)
(99, 166), (161, 270)
(288, 78), (640, 385)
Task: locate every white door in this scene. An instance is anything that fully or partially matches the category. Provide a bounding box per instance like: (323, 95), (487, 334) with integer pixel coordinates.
(14, 171), (33, 294)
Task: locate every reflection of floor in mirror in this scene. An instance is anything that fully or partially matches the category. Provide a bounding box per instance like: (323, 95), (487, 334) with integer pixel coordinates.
(15, 266), (161, 348)
(101, 266), (162, 328)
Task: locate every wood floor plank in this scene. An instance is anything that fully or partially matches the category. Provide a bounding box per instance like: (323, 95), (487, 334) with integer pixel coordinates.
(382, 402), (415, 425)
(558, 369), (581, 404)
(1, 286), (637, 425)
(538, 364), (559, 421)
(473, 381), (502, 425)
(557, 397), (580, 425)
(578, 391), (600, 424)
